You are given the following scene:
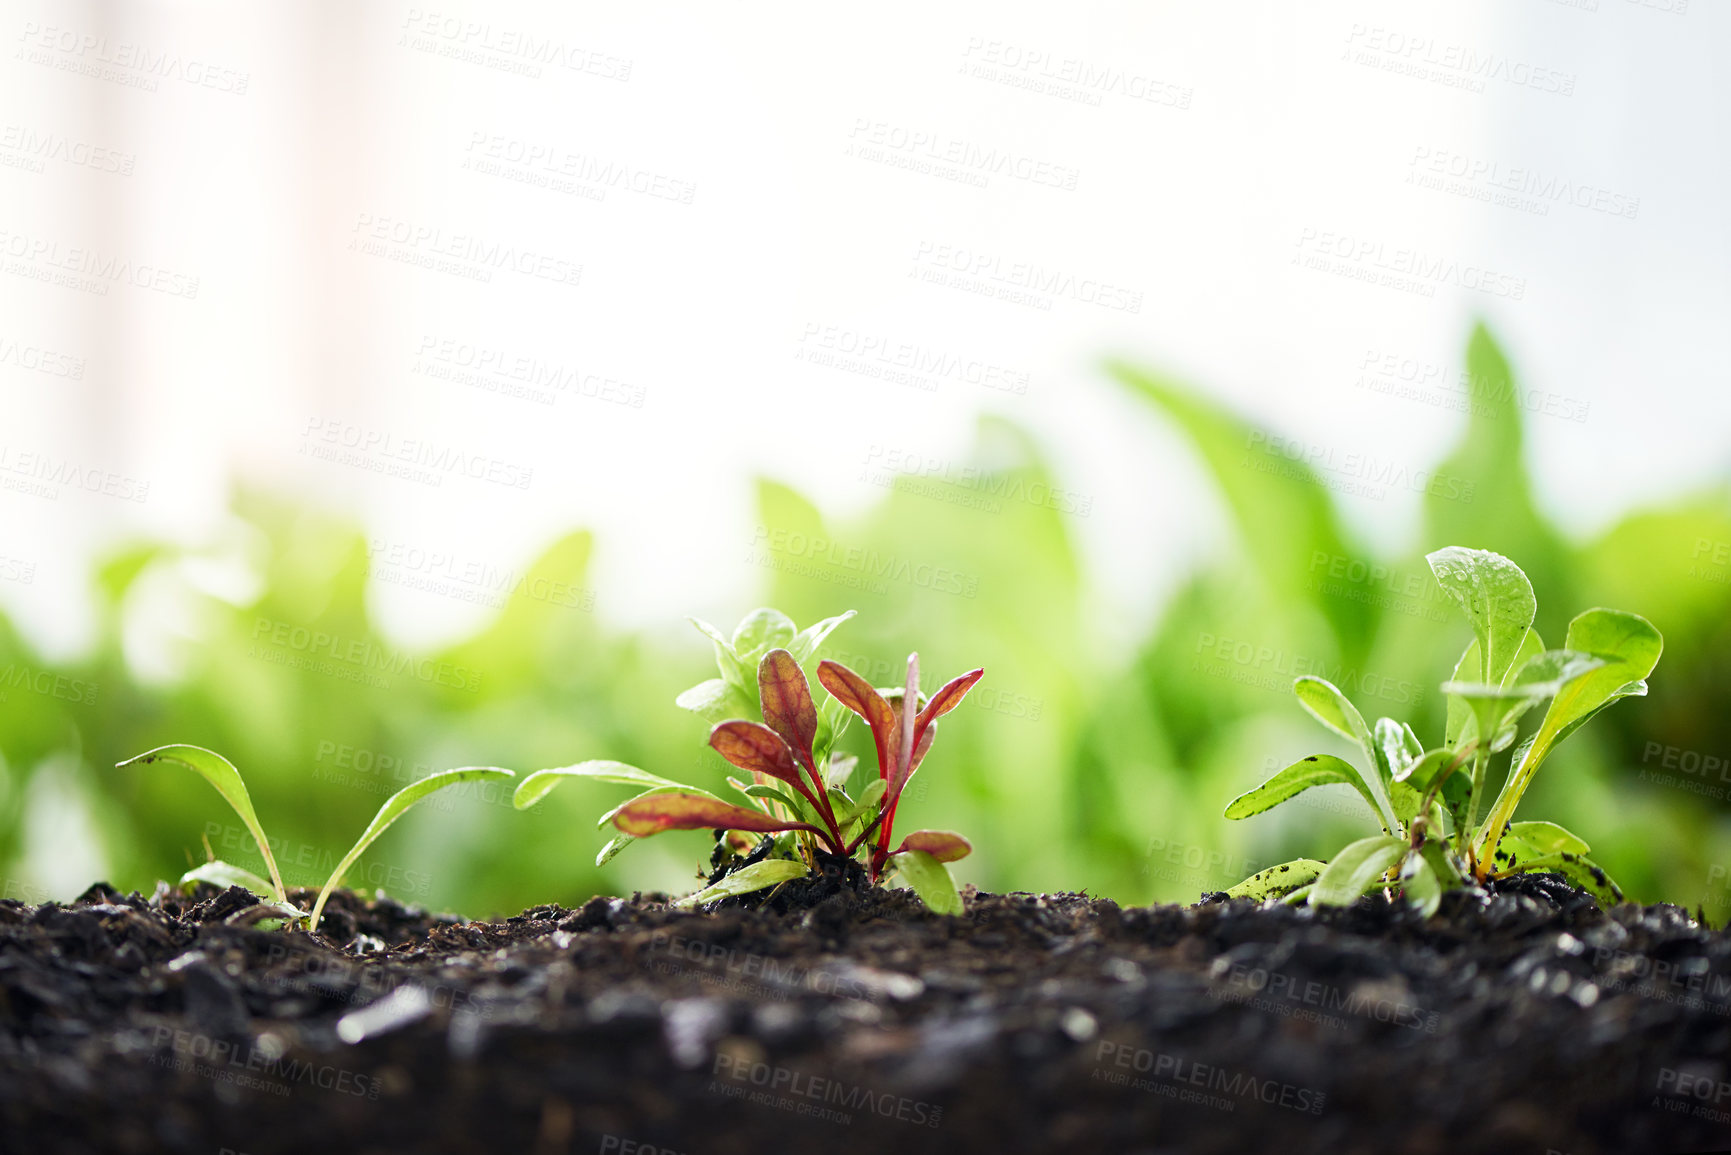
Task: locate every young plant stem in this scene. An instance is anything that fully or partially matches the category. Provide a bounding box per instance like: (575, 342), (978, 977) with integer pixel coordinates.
(1457, 744), (1489, 858)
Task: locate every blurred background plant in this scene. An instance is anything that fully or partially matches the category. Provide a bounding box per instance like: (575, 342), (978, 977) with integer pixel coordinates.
(3, 322), (1728, 920)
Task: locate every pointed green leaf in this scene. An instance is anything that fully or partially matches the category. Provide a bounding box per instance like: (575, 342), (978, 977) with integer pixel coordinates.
(514, 761), (691, 810)
(1308, 835), (1408, 907)
(1291, 678), (1398, 832)
(118, 744), (287, 902)
(895, 848), (964, 915)
(1225, 859), (1327, 901)
(670, 859), (810, 908)
(789, 610), (856, 663)
(1399, 852), (1442, 917)
(731, 607), (798, 662)
(1374, 717), (1417, 779)
(691, 616), (755, 698)
(311, 767), (514, 931)
(1223, 755), (1359, 820)
(179, 860), (277, 898)
(836, 777), (886, 829)
(595, 833), (636, 867)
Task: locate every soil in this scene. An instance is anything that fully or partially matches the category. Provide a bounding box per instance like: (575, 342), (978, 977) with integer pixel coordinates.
(4, 875), (1731, 1155)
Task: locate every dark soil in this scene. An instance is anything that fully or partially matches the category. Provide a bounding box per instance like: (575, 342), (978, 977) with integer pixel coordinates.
(4, 875), (1731, 1155)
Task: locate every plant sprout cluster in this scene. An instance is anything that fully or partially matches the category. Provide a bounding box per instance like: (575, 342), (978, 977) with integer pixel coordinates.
(123, 607), (984, 925)
(1224, 546), (1662, 914)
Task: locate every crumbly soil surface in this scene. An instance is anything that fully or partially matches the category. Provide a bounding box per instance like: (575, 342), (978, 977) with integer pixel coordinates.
(3, 875), (1731, 1155)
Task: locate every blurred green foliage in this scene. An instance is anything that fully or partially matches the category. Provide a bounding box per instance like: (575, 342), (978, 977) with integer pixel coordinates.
(3, 322), (1729, 919)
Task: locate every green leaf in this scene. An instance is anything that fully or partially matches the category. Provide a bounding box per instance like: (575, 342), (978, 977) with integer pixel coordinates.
(513, 761), (690, 810)
(836, 777), (886, 829)
(1506, 820), (1590, 856)
(179, 860), (277, 898)
(1309, 835), (1408, 907)
(595, 833), (636, 868)
(824, 752), (859, 791)
(118, 744), (287, 902)
(1399, 852), (1442, 917)
(1374, 717), (1417, 779)
(1223, 755), (1358, 820)
(691, 616), (755, 699)
(1225, 859), (1327, 901)
(670, 859), (810, 909)
(730, 608), (797, 663)
(895, 849), (965, 915)
(311, 767), (514, 932)
(1484, 840), (1623, 906)
(1475, 608), (1662, 863)
(675, 678), (753, 725)
(1425, 547), (1536, 686)
(1291, 678), (1398, 833)
(789, 610), (856, 663)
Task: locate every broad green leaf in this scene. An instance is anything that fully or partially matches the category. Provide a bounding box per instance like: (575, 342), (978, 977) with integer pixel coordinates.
(836, 777), (886, 828)
(1374, 717), (1416, 779)
(894, 829), (972, 863)
(789, 610), (856, 663)
(675, 678), (753, 724)
(1477, 609), (1662, 861)
(1425, 547), (1536, 686)
(311, 767), (514, 932)
(1291, 678), (1398, 832)
(1506, 820), (1590, 856)
(595, 833), (636, 867)
(1223, 755), (1359, 820)
(514, 761), (690, 810)
(179, 860), (277, 898)
(690, 616), (755, 698)
(731, 608), (797, 662)
(1309, 835), (1408, 907)
(1225, 859), (1326, 901)
(1399, 852), (1442, 917)
(895, 848), (964, 915)
(118, 744), (287, 902)
(670, 859), (809, 909)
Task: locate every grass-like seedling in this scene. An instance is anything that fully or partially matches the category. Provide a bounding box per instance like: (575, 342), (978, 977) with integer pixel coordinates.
(118, 744), (512, 931)
(1224, 547), (1661, 914)
(513, 608), (983, 913)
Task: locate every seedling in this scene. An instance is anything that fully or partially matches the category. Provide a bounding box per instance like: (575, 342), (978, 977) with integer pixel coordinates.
(513, 608), (983, 913)
(119, 743), (512, 932)
(1223, 547), (1661, 914)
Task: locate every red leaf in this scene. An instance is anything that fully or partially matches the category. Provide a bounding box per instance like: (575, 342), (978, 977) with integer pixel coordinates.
(757, 649), (818, 773)
(894, 829), (973, 863)
(818, 660), (898, 779)
(709, 721), (805, 790)
(612, 793), (826, 839)
(914, 668), (984, 746)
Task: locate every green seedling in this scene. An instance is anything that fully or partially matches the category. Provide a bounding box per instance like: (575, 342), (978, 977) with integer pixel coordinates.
(1223, 547), (1660, 914)
(119, 743), (512, 932)
(514, 607), (983, 914)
